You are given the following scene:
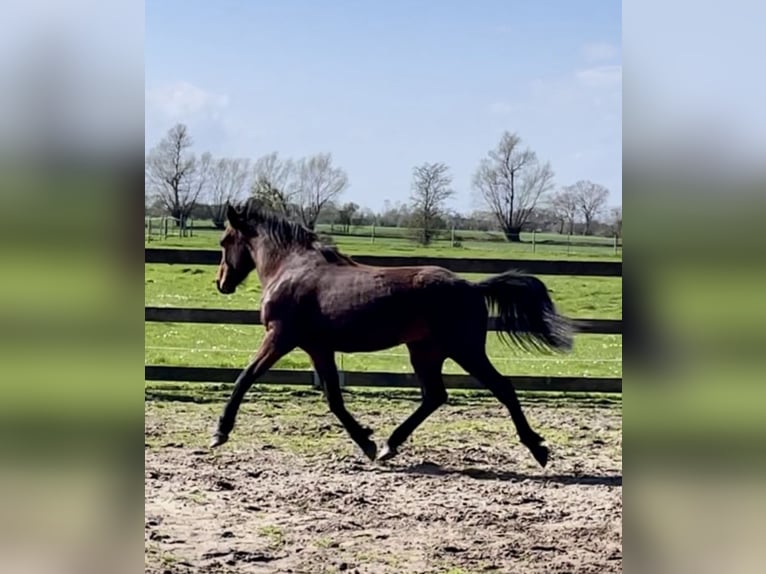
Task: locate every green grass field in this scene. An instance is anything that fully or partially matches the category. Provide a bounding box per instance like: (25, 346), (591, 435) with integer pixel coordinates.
(145, 228), (622, 381)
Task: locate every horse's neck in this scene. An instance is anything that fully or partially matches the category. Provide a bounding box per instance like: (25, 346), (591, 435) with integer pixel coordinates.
(250, 239), (319, 288)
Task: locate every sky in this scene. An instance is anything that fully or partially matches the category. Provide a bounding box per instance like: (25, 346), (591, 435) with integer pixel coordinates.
(145, 0), (621, 213)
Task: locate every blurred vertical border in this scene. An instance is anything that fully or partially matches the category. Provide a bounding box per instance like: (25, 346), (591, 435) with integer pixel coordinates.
(2, 0), (765, 572)
(625, 0), (766, 572)
(0, 1), (144, 573)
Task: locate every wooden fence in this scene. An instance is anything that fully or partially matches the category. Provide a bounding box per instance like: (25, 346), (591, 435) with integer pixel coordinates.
(145, 249), (622, 393)
(145, 248), (622, 276)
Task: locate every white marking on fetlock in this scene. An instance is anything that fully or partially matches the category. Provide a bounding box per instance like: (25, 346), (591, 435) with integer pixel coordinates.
(377, 443), (397, 461)
(210, 433), (229, 448)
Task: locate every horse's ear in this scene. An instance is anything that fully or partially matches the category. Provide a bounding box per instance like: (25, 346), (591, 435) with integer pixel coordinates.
(227, 203), (243, 229)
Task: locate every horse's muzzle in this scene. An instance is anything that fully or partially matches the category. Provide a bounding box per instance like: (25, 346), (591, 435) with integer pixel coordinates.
(216, 279), (235, 294)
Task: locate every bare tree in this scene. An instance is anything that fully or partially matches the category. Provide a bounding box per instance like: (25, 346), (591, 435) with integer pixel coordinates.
(472, 131), (554, 241)
(378, 200), (412, 227)
(250, 152), (297, 215)
(551, 186), (580, 234)
(409, 162), (454, 245)
(608, 205), (622, 237)
(337, 201), (360, 233)
(294, 153), (348, 229)
(571, 180), (610, 234)
(145, 123), (212, 226)
(207, 158), (251, 228)
(526, 206), (560, 233)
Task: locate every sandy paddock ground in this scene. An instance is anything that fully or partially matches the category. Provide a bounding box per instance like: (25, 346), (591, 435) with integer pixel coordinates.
(145, 391), (621, 573)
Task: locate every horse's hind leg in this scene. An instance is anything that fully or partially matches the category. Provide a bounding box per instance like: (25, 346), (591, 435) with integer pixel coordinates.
(308, 349), (378, 461)
(378, 340), (447, 461)
(451, 349), (549, 467)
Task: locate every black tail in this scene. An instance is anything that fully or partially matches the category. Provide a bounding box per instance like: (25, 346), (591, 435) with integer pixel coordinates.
(478, 271), (573, 353)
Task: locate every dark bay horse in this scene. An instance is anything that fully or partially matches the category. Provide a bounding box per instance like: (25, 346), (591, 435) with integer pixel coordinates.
(211, 200), (573, 467)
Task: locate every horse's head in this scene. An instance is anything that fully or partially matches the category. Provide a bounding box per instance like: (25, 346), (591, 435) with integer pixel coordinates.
(216, 204), (256, 294)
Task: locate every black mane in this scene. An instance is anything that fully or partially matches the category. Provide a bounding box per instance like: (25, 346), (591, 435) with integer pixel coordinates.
(238, 199), (355, 265)
(240, 198), (316, 248)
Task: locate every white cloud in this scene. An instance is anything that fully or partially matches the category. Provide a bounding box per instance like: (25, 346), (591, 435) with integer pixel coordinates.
(511, 66), (621, 204)
(582, 42), (619, 64)
(572, 148), (605, 160)
(145, 81), (235, 152)
(488, 101), (516, 115)
(145, 81), (229, 120)
(575, 65), (622, 89)
(492, 24), (514, 35)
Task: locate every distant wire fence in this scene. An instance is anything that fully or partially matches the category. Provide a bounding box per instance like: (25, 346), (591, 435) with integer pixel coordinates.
(146, 345), (622, 381)
(146, 218), (622, 256)
(145, 216), (196, 241)
(145, 345), (622, 363)
(313, 224), (622, 256)
(145, 249), (622, 394)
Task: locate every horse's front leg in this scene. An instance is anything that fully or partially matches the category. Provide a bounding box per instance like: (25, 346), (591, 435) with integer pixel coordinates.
(308, 349), (377, 461)
(210, 323), (293, 448)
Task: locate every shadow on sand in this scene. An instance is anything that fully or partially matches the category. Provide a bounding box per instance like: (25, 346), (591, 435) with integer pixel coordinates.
(376, 461), (621, 487)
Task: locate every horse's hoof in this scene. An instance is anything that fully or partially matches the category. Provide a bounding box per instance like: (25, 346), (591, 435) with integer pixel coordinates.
(360, 439), (378, 461)
(209, 433), (229, 449)
(377, 443), (398, 462)
(529, 442), (549, 468)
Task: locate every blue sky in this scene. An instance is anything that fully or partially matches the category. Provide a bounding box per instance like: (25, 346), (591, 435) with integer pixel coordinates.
(146, 1), (621, 213)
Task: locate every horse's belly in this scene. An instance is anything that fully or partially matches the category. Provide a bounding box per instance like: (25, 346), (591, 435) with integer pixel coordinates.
(323, 314), (429, 353)
(333, 336), (402, 353)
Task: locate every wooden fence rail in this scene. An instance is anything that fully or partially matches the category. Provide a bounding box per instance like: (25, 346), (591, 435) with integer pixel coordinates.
(145, 248), (622, 393)
(145, 366), (622, 394)
(145, 248), (622, 277)
(145, 306), (622, 335)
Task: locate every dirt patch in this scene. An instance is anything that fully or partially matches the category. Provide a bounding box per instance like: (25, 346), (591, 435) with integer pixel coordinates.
(145, 393), (621, 573)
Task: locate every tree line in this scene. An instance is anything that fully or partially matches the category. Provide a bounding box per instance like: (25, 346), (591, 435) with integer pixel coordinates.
(145, 123), (621, 244)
